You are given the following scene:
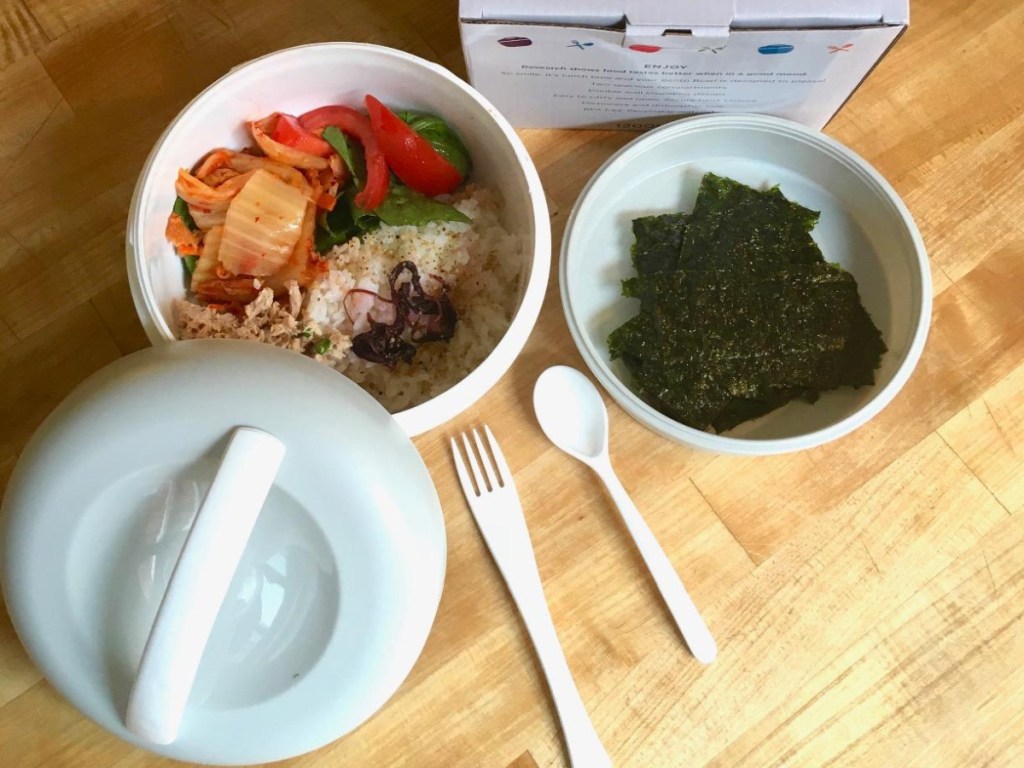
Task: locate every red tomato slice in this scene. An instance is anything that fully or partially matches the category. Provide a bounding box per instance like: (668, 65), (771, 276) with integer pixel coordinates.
(364, 95), (462, 197)
(270, 114), (332, 157)
(299, 106), (389, 210)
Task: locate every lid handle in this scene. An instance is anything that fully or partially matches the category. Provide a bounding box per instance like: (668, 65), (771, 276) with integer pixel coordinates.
(125, 427), (286, 745)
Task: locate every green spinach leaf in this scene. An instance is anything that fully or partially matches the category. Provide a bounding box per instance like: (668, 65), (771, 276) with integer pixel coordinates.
(374, 184), (470, 227)
(398, 111), (472, 179)
(314, 202), (360, 253)
(172, 196), (198, 232)
(322, 126), (365, 188)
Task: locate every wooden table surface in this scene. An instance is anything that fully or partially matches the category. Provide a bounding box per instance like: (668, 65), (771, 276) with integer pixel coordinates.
(1, 1), (1022, 766)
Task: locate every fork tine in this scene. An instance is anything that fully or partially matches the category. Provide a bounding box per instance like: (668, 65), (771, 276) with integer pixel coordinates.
(483, 425), (512, 488)
(450, 437), (478, 498)
(460, 432), (489, 494)
(472, 427), (500, 490)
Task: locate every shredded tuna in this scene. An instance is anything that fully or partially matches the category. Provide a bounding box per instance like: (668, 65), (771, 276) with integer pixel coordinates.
(175, 282), (352, 362)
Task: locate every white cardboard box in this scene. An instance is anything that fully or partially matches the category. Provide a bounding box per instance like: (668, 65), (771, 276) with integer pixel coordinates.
(459, 0), (908, 129)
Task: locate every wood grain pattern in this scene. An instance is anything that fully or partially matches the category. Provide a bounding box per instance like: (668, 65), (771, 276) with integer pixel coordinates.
(0, 0), (1022, 766)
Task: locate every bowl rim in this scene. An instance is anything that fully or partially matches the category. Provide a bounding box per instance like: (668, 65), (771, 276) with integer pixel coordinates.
(126, 42), (550, 437)
(559, 112), (932, 456)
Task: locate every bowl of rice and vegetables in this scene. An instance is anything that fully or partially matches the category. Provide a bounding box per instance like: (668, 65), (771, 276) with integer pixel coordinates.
(128, 43), (549, 436)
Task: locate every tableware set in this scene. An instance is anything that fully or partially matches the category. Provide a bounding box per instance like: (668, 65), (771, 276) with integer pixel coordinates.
(0, 39), (930, 768)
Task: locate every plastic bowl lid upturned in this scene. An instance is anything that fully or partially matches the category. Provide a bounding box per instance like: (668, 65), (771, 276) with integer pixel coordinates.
(125, 42), (550, 438)
(560, 114), (931, 455)
(0, 340), (446, 765)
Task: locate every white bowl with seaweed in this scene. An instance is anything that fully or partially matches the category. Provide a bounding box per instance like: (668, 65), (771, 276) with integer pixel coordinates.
(560, 114), (931, 455)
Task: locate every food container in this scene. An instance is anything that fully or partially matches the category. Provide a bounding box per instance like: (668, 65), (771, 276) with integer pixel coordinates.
(560, 113), (931, 455)
(127, 42), (551, 436)
(0, 340), (447, 764)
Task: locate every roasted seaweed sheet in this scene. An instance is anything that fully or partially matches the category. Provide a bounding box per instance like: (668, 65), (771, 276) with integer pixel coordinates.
(608, 173), (886, 433)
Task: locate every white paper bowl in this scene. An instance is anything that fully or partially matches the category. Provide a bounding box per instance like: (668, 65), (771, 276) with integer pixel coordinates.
(127, 43), (550, 436)
(561, 114), (931, 455)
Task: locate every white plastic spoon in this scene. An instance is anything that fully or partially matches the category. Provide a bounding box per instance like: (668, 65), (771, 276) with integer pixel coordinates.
(533, 366), (717, 664)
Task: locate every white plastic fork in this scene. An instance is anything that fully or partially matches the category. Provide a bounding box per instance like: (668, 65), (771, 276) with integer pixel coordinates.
(451, 426), (612, 768)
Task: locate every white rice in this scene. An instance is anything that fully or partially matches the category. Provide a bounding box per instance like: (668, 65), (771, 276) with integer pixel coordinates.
(175, 186), (522, 412)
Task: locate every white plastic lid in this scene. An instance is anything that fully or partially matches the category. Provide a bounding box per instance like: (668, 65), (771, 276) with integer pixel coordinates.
(0, 339), (446, 765)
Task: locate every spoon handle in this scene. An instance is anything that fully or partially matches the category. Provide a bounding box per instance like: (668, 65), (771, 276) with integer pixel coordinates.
(597, 464), (717, 664)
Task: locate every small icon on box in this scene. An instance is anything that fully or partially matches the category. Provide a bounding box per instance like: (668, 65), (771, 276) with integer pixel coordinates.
(498, 36), (532, 48)
(758, 44), (795, 55)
